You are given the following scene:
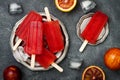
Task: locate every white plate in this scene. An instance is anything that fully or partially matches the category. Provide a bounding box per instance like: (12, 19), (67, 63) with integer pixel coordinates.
(76, 13), (109, 45)
(10, 12), (69, 71)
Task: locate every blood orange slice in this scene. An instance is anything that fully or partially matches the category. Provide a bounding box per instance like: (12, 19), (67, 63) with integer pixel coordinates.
(55, 0), (77, 12)
(82, 66), (105, 80)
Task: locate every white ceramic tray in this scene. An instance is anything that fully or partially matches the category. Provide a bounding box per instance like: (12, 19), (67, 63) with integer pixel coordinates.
(10, 12), (69, 71)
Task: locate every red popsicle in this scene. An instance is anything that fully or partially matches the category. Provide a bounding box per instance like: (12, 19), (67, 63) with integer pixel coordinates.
(24, 21), (43, 55)
(36, 48), (63, 72)
(24, 21), (43, 68)
(80, 11), (108, 52)
(13, 11), (42, 51)
(44, 7), (64, 53)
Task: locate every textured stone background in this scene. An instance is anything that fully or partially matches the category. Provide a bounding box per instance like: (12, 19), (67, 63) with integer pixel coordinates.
(0, 0), (120, 80)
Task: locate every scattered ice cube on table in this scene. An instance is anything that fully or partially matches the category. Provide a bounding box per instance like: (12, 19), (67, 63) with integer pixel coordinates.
(69, 58), (83, 69)
(8, 3), (23, 15)
(80, 0), (96, 13)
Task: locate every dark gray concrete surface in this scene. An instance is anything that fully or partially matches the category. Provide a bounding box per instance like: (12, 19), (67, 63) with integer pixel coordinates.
(0, 0), (120, 80)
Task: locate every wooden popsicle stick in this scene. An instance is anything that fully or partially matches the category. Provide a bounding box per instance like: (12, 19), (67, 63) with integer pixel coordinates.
(79, 40), (88, 52)
(13, 39), (22, 51)
(51, 62), (63, 72)
(31, 54), (35, 68)
(44, 7), (51, 21)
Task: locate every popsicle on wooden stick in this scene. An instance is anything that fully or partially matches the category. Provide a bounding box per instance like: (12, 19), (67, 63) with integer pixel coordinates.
(13, 11), (42, 51)
(36, 48), (63, 72)
(44, 7), (64, 53)
(24, 21), (43, 68)
(35, 7), (63, 72)
(80, 11), (108, 52)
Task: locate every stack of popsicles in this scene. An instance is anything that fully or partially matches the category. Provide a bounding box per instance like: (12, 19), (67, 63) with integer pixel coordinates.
(14, 8), (64, 72)
(79, 11), (108, 52)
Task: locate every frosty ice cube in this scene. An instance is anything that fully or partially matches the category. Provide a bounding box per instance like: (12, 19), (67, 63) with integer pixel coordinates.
(80, 0), (96, 13)
(69, 58), (83, 69)
(8, 3), (23, 15)
(13, 46), (29, 62)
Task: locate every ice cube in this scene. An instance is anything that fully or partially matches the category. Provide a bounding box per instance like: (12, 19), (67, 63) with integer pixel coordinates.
(69, 58), (83, 69)
(8, 3), (23, 15)
(13, 46), (29, 62)
(80, 0), (96, 13)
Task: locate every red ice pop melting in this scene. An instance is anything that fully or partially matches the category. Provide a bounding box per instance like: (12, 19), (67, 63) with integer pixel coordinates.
(44, 7), (64, 53)
(36, 48), (56, 68)
(24, 21), (43, 68)
(44, 20), (64, 53)
(24, 21), (43, 55)
(13, 11), (42, 51)
(36, 48), (63, 72)
(80, 11), (108, 52)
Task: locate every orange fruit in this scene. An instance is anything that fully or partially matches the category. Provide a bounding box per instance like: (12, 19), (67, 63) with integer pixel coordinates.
(82, 66), (105, 80)
(104, 48), (120, 70)
(55, 0), (77, 12)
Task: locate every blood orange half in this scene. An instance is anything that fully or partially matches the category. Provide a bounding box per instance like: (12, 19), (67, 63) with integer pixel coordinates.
(82, 66), (105, 80)
(55, 0), (77, 12)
